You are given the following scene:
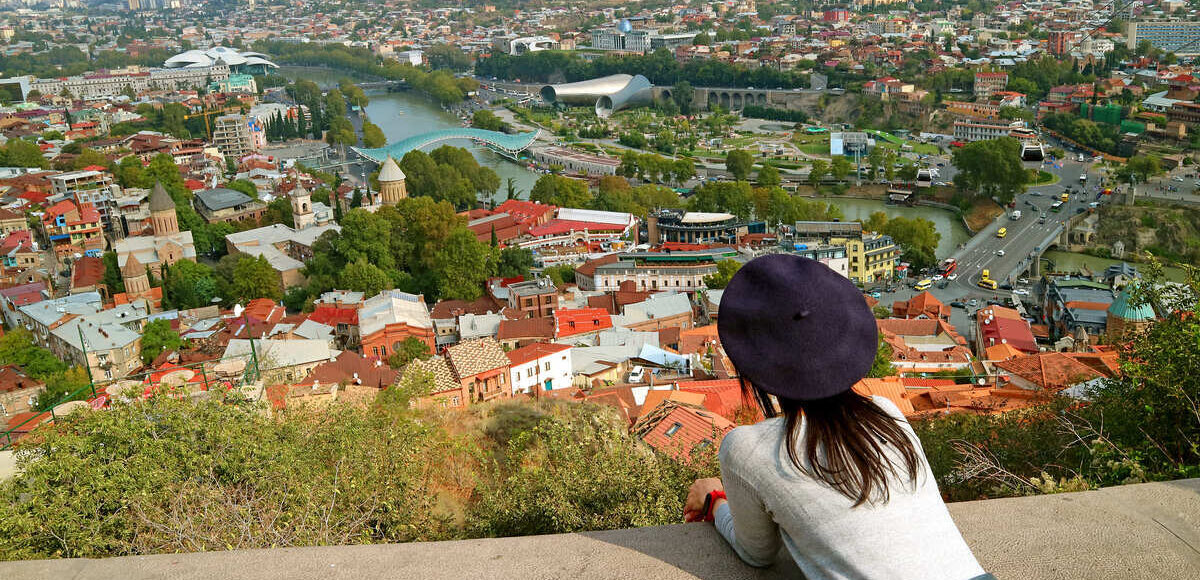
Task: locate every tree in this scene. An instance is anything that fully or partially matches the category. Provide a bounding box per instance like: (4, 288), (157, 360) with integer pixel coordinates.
(225, 179), (259, 199)
(140, 319), (184, 364)
(830, 156), (853, 182)
(34, 367), (91, 412)
(101, 251), (125, 294)
(0, 328), (67, 379)
(361, 120), (387, 148)
(867, 337), (896, 378)
(220, 254), (281, 304)
(498, 246), (535, 278)
(0, 139), (48, 169)
(386, 337), (432, 369)
(688, 180), (754, 220)
(702, 259), (742, 289)
(431, 228), (498, 301)
(1114, 155), (1163, 185)
(263, 196), (294, 226)
(340, 258), (393, 297)
(808, 159), (829, 187)
(472, 110), (507, 132)
(756, 163), (781, 188)
(671, 81), (695, 115)
(725, 149), (753, 181)
(529, 174), (592, 208)
(162, 259), (217, 310)
(863, 214), (941, 271)
(952, 137), (1028, 203)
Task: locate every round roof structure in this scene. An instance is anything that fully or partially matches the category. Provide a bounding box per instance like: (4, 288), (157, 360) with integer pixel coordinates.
(378, 156), (406, 183)
(164, 47), (278, 70)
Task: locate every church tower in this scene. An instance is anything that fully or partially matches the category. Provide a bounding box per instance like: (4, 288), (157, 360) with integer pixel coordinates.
(121, 253), (150, 298)
(148, 181), (178, 236)
(291, 183), (314, 230)
(377, 156), (407, 206)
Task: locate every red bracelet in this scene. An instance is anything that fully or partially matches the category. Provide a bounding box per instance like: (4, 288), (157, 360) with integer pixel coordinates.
(705, 491), (727, 522)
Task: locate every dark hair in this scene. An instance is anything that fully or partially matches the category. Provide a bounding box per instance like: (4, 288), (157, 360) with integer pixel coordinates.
(742, 379), (921, 507)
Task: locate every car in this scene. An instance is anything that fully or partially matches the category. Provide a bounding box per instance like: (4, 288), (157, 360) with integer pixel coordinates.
(950, 301), (966, 308)
(937, 280), (950, 289)
(931, 274), (944, 281)
(628, 366), (645, 383)
(1000, 283), (1013, 290)
(869, 291), (882, 299)
(947, 274), (958, 281)
(1018, 278), (1029, 284)
(968, 298), (979, 307)
(1172, 176), (1184, 182)
(996, 227), (1007, 238)
(936, 162), (945, 167)
(1029, 191), (1042, 196)
(1013, 289), (1030, 295)
(1089, 201), (1100, 208)
(996, 249), (1006, 256)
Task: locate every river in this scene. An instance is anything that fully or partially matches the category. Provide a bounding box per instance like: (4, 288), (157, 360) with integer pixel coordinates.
(280, 67), (970, 251)
(279, 66), (541, 202)
(1043, 250), (1188, 283)
(820, 197), (971, 259)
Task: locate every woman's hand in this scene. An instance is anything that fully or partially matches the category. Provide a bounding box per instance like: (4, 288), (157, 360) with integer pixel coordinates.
(684, 477), (725, 522)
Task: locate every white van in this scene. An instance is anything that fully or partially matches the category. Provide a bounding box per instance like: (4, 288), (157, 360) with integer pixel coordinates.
(629, 366), (645, 383)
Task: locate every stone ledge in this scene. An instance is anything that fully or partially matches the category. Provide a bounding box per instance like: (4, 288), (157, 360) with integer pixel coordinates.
(1, 479), (1197, 580)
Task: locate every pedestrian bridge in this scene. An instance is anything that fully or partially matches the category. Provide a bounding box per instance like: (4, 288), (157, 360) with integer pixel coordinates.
(351, 128), (540, 163)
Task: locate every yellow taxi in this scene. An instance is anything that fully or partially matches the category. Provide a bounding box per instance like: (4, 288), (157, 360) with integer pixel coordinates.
(996, 227), (1007, 238)
(978, 278), (998, 290)
(914, 278), (933, 291)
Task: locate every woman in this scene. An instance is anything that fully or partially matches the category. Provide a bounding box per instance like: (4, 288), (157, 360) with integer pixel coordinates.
(685, 254), (990, 580)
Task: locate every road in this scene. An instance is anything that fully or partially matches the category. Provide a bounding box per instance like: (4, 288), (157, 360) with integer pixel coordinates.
(870, 156), (1104, 333)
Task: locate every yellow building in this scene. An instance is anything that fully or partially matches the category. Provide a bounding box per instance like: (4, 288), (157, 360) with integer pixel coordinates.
(839, 233), (900, 284)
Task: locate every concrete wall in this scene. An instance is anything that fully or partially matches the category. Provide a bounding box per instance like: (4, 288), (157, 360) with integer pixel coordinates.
(1, 479), (1196, 579)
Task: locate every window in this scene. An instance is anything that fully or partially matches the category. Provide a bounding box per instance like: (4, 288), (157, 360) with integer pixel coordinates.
(665, 422), (683, 437)
(527, 368), (534, 378)
(451, 396), (460, 407)
(543, 362), (550, 371)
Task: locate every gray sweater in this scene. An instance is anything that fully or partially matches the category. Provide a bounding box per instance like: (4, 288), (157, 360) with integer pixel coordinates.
(714, 396), (985, 580)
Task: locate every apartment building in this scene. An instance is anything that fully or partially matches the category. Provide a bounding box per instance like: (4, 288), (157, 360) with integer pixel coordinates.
(578, 248), (739, 292)
(211, 114), (256, 160)
(1127, 20), (1200, 56)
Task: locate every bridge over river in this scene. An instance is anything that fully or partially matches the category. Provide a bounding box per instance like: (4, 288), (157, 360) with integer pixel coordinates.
(351, 128), (541, 163)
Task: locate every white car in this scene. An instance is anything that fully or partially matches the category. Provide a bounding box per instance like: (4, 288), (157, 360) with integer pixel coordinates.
(1013, 289), (1030, 296)
(931, 274), (944, 281)
(996, 250), (1006, 256)
(946, 274), (958, 281)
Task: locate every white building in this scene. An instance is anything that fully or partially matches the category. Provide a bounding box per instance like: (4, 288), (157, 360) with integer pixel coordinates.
(505, 342), (573, 394)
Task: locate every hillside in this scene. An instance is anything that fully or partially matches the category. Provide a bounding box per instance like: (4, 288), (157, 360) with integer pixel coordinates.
(1094, 202), (1200, 266)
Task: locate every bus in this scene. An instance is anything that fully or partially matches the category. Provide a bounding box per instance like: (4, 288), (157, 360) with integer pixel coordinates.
(1051, 201), (1064, 212)
(939, 258), (957, 276)
(1079, 174), (1087, 184)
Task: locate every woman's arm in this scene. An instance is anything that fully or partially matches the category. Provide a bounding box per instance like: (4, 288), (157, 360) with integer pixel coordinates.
(713, 469), (781, 567)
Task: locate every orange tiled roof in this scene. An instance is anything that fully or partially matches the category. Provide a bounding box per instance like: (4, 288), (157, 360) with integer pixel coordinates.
(994, 352), (1105, 391)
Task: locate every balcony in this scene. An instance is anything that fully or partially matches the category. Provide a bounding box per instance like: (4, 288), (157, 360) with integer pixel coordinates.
(0, 479), (1195, 579)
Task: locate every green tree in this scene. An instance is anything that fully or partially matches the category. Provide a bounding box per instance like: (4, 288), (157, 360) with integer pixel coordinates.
(952, 137), (1028, 203)
(472, 109), (507, 132)
(867, 337), (896, 378)
(1114, 155), (1163, 185)
(756, 163), (781, 188)
(263, 196), (294, 226)
(221, 255), (282, 304)
(431, 228), (498, 301)
(671, 81), (695, 114)
(386, 337), (432, 369)
(529, 174), (592, 208)
(688, 180), (754, 220)
(225, 179), (259, 199)
(498, 246), (535, 279)
(101, 251), (126, 294)
(808, 159), (829, 187)
(0, 328), (68, 379)
(361, 120), (387, 148)
(140, 319), (184, 365)
(339, 258), (393, 297)
(725, 149), (753, 181)
(162, 259), (217, 310)
(702, 259), (742, 289)
(830, 156), (853, 182)
(34, 367), (91, 412)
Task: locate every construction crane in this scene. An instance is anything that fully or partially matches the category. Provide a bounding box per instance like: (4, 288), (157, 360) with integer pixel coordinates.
(182, 107), (243, 139)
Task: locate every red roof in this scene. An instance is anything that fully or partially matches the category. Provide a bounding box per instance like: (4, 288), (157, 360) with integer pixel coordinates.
(71, 256), (104, 288)
(528, 219), (627, 237)
(637, 402), (733, 462)
(675, 379), (759, 422)
(494, 198), (556, 221)
(976, 309), (1038, 353)
(505, 341), (571, 367)
(307, 305), (358, 327)
(555, 308), (612, 338)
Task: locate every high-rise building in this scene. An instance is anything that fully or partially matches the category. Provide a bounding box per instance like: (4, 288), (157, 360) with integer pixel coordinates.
(211, 114), (255, 161)
(1127, 20), (1200, 56)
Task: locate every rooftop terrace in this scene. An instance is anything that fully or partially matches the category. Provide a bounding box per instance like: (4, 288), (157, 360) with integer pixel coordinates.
(2, 479), (1196, 579)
